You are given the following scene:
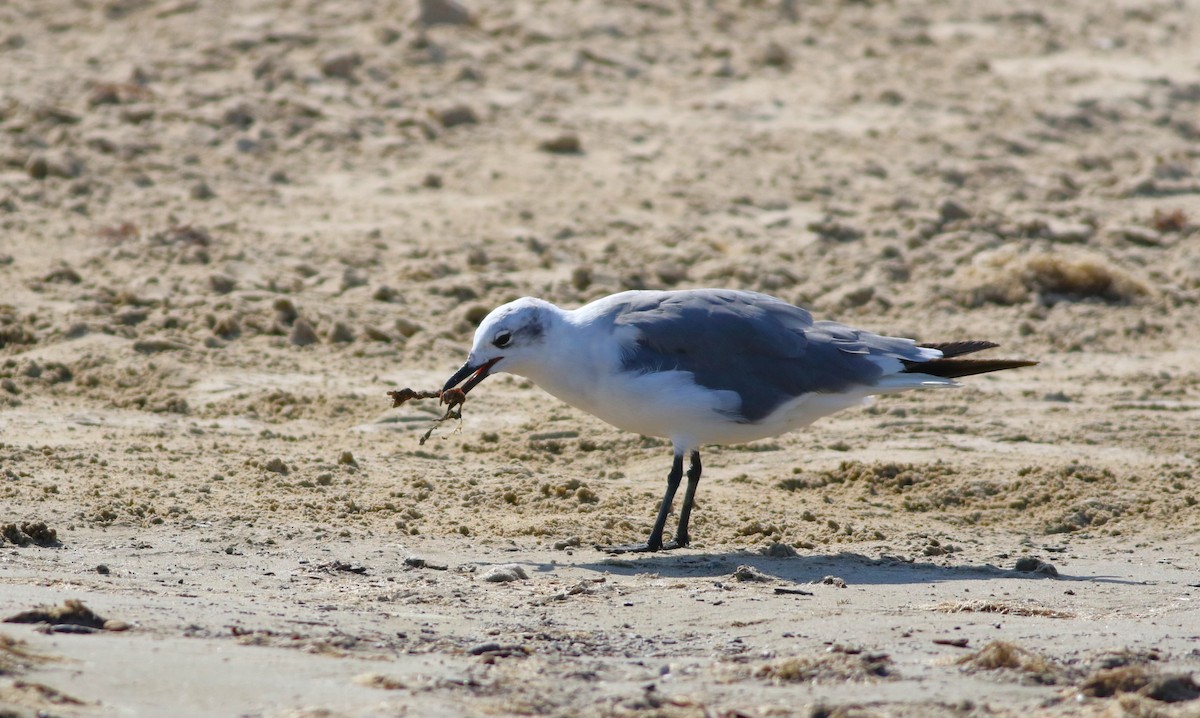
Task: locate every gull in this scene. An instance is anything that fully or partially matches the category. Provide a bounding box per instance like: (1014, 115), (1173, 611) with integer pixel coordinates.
(441, 289), (1035, 553)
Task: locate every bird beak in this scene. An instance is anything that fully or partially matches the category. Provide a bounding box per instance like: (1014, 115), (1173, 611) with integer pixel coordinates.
(442, 357), (501, 395)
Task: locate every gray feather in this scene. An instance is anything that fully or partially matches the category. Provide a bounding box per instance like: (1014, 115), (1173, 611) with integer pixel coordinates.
(606, 290), (928, 422)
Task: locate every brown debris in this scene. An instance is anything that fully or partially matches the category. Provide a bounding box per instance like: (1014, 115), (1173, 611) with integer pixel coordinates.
(1078, 666), (1200, 702)
(935, 600), (1073, 618)
(0, 522), (59, 548)
(387, 387), (468, 445)
(957, 640), (1057, 675)
(1151, 208), (1188, 233)
(3, 599), (127, 632)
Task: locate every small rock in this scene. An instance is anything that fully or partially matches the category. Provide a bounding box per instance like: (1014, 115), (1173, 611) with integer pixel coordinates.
(327, 321), (354, 343)
(826, 283), (875, 309)
(274, 298), (298, 325)
(341, 267), (368, 291)
(815, 575), (848, 588)
(208, 273), (236, 294)
(418, 0), (472, 26)
(189, 181), (215, 200)
(539, 133), (582, 155)
(26, 155), (48, 180)
(761, 542), (798, 558)
(1042, 221), (1093, 244)
(938, 198), (971, 223)
(553, 536), (581, 550)
(264, 458), (289, 475)
(42, 266), (81, 284)
(133, 338), (189, 353)
(464, 305), (489, 326)
(289, 319), (319, 346)
(96, 565), (110, 575)
(1013, 556), (1058, 576)
(481, 564), (528, 583)
(571, 266), (592, 291)
(1111, 225), (1162, 247)
(212, 314), (240, 339)
(375, 27), (402, 45)
(320, 51), (362, 80)
(327, 560), (368, 574)
(394, 317), (421, 337)
(468, 641), (503, 655)
(1142, 674), (1200, 703)
(422, 173), (443, 188)
(654, 261), (688, 286)
(26, 152), (83, 180)
(405, 555), (448, 571)
(373, 286), (398, 302)
(338, 451), (357, 466)
(732, 565), (773, 582)
(807, 219), (863, 242)
(363, 326), (393, 342)
(761, 41), (790, 67)
(436, 104), (477, 128)
(354, 672), (406, 690)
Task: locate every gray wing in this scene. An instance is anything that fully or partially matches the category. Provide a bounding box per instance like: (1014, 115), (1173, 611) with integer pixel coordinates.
(611, 290), (925, 422)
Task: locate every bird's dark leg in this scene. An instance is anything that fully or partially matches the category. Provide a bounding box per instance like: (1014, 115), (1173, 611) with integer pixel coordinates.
(602, 452), (684, 554)
(665, 451), (701, 550)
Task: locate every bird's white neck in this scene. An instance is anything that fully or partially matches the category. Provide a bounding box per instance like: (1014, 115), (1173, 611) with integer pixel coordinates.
(507, 306), (621, 413)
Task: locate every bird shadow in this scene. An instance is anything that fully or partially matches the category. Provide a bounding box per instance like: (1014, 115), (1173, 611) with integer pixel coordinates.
(562, 550), (1144, 586)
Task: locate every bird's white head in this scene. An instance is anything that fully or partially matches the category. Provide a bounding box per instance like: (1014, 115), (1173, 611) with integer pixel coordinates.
(441, 297), (554, 395)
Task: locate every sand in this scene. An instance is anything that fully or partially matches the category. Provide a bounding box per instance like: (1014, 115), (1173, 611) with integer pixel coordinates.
(1, 0), (1199, 716)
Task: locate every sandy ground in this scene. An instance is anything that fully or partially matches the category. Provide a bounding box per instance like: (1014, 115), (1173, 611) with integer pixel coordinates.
(2, 0), (1200, 716)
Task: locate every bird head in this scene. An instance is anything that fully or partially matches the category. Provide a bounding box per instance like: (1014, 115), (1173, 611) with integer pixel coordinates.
(442, 297), (552, 394)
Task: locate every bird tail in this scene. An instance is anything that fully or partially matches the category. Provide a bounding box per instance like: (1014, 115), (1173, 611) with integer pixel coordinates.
(903, 341), (1037, 379)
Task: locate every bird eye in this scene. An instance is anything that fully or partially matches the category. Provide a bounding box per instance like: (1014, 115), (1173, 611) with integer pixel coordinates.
(493, 332), (512, 348)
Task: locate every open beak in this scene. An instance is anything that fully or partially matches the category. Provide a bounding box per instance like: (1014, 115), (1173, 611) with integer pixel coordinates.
(442, 357), (502, 395)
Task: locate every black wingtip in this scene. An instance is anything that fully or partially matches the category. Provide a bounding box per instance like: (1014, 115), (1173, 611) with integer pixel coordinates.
(903, 358), (1038, 379)
(917, 340), (1000, 358)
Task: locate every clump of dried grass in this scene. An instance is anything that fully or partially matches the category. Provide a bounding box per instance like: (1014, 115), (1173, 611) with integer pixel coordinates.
(1079, 666), (1200, 703)
(956, 640), (1058, 675)
(957, 247), (1149, 306)
(750, 651), (894, 684)
(934, 600), (1074, 618)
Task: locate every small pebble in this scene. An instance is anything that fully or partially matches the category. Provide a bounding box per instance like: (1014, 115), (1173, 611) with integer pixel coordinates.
(189, 181), (215, 200)
(419, 0), (472, 26)
(436, 105), (477, 128)
(539, 134), (583, 155)
(289, 319), (319, 346)
(938, 198), (971, 223)
(815, 575), (848, 588)
(96, 564), (110, 575)
(481, 564), (528, 583)
(320, 52), (362, 80)
(208, 274), (236, 294)
(327, 321), (355, 343)
(732, 565), (773, 582)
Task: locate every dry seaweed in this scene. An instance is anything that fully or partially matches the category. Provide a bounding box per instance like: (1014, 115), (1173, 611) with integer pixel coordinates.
(3, 599), (128, 632)
(387, 387), (468, 445)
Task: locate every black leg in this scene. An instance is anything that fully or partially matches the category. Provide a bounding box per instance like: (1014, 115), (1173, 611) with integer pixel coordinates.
(603, 452), (684, 554)
(667, 451), (701, 549)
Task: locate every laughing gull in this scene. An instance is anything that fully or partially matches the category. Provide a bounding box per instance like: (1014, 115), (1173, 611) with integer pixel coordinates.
(442, 289), (1035, 553)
